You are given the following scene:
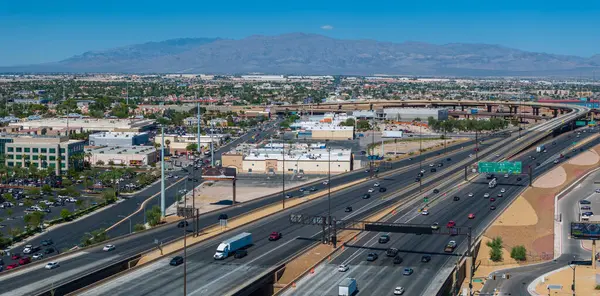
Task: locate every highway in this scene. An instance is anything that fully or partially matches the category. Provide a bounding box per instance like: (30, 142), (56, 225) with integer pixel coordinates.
(283, 128), (599, 296)
(72, 134), (515, 296)
(0, 131), (500, 295)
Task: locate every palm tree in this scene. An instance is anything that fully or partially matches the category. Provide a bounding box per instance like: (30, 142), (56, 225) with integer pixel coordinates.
(165, 139), (171, 154)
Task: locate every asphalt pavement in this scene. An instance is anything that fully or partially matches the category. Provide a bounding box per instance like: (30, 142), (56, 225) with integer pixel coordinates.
(283, 129), (600, 296)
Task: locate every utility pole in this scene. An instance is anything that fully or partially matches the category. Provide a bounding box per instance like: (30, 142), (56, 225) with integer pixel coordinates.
(370, 119), (374, 178)
(282, 143), (286, 209)
(161, 125), (166, 217)
(327, 146), (332, 224)
(183, 187), (187, 296)
(197, 98), (201, 154)
(210, 123), (214, 167)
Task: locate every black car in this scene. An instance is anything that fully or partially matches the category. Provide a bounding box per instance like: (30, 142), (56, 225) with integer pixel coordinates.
(234, 249), (248, 259)
(378, 234), (390, 244)
(433, 189), (439, 194)
(170, 256), (184, 266)
(379, 187), (387, 193)
(41, 239), (53, 246)
(218, 214), (228, 221)
(517, 177), (522, 181)
(386, 248), (399, 257)
(430, 168), (437, 172)
(415, 177), (421, 182)
(393, 255), (403, 264)
(536, 162), (541, 166)
(366, 253), (378, 261)
(421, 255), (431, 263)
(177, 221), (189, 228)
(453, 196), (460, 201)
(490, 205), (497, 210)
(363, 194), (371, 199)
(580, 200), (592, 205)
(437, 163), (443, 167)
(446, 158), (451, 161)
(310, 186), (317, 192)
(418, 172), (424, 177)
(44, 248), (54, 254)
(345, 206), (353, 212)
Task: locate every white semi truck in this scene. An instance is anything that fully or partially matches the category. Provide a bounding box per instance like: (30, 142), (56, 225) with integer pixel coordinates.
(338, 278), (358, 296)
(213, 232), (252, 260)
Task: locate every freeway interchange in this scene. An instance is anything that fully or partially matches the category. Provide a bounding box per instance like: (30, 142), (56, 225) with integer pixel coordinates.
(0, 105), (590, 296)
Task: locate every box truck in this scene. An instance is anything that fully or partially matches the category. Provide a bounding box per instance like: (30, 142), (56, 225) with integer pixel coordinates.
(338, 278), (358, 296)
(536, 144), (545, 153)
(213, 232), (252, 260)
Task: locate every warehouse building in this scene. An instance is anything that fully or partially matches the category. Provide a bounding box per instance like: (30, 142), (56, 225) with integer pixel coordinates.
(87, 146), (158, 167)
(381, 108), (449, 121)
(1, 135), (85, 174)
(222, 147), (352, 174)
(89, 132), (150, 147)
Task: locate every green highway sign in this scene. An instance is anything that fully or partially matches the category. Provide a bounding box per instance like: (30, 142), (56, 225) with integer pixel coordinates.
(478, 161), (522, 174)
(423, 198), (429, 203)
(576, 120), (587, 126)
(590, 120), (597, 126)
(473, 279), (484, 283)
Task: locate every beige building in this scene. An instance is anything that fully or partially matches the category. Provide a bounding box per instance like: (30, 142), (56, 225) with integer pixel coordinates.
(155, 134), (228, 154)
(9, 118), (156, 132)
(1, 135), (85, 174)
(222, 148), (352, 174)
(87, 146), (158, 167)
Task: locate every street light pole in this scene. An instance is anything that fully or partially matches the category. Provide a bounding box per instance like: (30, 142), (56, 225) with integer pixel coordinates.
(161, 125), (166, 218)
(569, 262), (576, 296)
(282, 143), (286, 209)
(183, 187), (188, 295)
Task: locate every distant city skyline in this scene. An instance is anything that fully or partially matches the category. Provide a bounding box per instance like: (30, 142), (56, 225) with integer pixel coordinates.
(1, 0), (599, 66)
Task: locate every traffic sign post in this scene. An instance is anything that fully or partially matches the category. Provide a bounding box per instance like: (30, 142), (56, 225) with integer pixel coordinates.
(478, 161), (522, 174)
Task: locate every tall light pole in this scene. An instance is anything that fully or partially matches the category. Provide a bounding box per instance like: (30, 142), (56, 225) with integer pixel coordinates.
(160, 125), (166, 218)
(569, 260), (576, 296)
(183, 186), (188, 296)
(210, 123), (214, 167)
(281, 142), (286, 209)
(197, 97), (201, 154)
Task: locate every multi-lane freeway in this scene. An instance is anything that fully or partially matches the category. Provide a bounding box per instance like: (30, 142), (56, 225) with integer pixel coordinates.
(284, 129), (599, 296)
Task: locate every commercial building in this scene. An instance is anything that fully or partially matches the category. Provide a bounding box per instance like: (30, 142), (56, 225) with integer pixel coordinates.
(9, 118), (156, 133)
(87, 146), (158, 167)
(381, 108), (449, 121)
(89, 132), (150, 147)
(290, 113), (355, 140)
(155, 134), (229, 154)
(1, 135), (85, 174)
(222, 147), (352, 174)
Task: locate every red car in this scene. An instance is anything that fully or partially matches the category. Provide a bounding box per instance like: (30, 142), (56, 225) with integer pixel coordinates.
(468, 213), (476, 219)
(11, 254), (21, 260)
(446, 221), (456, 228)
(268, 232), (282, 241)
(490, 197), (496, 202)
(18, 257), (31, 265)
(6, 263), (18, 270)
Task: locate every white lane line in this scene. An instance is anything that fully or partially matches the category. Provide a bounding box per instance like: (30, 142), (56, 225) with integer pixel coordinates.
(188, 236), (300, 296)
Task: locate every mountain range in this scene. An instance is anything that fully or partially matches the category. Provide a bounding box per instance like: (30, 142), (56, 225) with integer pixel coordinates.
(3, 33), (600, 77)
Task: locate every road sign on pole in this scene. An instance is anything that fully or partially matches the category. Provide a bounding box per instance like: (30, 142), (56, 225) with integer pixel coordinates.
(478, 162), (522, 174)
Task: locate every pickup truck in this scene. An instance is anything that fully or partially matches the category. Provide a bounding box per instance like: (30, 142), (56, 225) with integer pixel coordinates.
(444, 241), (457, 253)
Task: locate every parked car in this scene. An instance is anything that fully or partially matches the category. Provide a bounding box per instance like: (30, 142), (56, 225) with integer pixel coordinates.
(6, 263), (18, 270)
(18, 257), (31, 265)
(32, 253), (44, 260)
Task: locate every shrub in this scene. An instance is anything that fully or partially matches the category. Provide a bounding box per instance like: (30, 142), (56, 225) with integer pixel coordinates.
(510, 245), (527, 261)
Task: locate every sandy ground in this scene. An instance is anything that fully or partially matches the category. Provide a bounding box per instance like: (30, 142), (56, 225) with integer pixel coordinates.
(375, 138), (466, 157)
(464, 237), (520, 292)
(493, 196), (538, 227)
(165, 176), (321, 216)
(533, 265), (600, 295)
(532, 166), (567, 188)
(568, 149), (600, 165)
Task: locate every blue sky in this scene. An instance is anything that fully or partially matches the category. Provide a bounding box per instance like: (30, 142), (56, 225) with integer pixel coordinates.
(1, 0), (599, 66)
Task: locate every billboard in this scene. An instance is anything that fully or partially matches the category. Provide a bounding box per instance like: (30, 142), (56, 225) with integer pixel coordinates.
(382, 131), (403, 138)
(571, 222), (600, 239)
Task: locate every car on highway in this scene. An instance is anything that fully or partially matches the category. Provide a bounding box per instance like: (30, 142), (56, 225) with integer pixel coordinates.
(394, 286), (405, 295)
(170, 256), (184, 266)
(6, 263), (18, 270)
(45, 248), (55, 254)
(431, 222), (439, 230)
(421, 255), (431, 263)
(379, 234), (390, 244)
(309, 186), (317, 192)
(393, 255), (403, 264)
(447, 158), (452, 161)
(580, 200), (592, 205)
(32, 253), (43, 260)
(18, 257), (31, 265)
(468, 213), (476, 219)
(362, 193), (371, 199)
(447, 221), (456, 228)
(581, 206), (592, 210)
(438, 163), (443, 167)
(345, 206), (353, 212)
(103, 244), (116, 252)
(177, 221), (189, 228)
(504, 174), (509, 178)
(500, 188), (506, 193)
(366, 253), (378, 261)
(403, 268), (414, 276)
(497, 193), (503, 198)
(234, 249), (248, 259)
(490, 197), (496, 202)
(338, 264), (349, 272)
(285, 193), (293, 199)
(45, 261), (59, 270)
(453, 196), (460, 201)
(373, 182), (380, 187)
(595, 188), (600, 193)
(218, 213), (228, 220)
(429, 164), (434, 167)
(484, 193), (490, 198)
(468, 192), (474, 197)
(41, 239), (53, 246)
(430, 168), (437, 172)
(415, 177), (421, 182)
(268, 232), (282, 241)
(299, 188), (305, 192)
(490, 205), (497, 210)
(322, 180), (329, 185)
(420, 169), (426, 173)
(368, 188), (375, 193)
(386, 248), (399, 257)
(517, 177), (522, 181)
(433, 189), (439, 194)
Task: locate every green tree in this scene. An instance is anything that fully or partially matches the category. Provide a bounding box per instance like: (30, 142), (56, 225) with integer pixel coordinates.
(186, 143), (198, 152)
(356, 120), (371, 130)
(75, 199), (84, 210)
(42, 184), (53, 195)
(23, 199), (34, 208)
(146, 205), (162, 227)
(103, 189), (117, 204)
(2, 193), (14, 203)
(510, 245), (527, 261)
(486, 237), (504, 262)
(23, 211), (45, 229)
(25, 187), (41, 198)
(133, 224), (146, 232)
(340, 118), (356, 127)
(6, 209), (13, 219)
(60, 209), (72, 220)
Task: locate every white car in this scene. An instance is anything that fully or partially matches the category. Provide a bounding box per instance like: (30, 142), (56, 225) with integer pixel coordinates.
(103, 244), (116, 252)
(373, 182), (380, 187)
(421, 210), (429, 215)
(323, 180), (329, 185)
(420, 169), (426, 173)
(504, 174), (509, 178)
(553, 159), (560, 164)
(484, 193), (490, 198)
(501, 188), (506, 193)
(45, 262), (59, 270)
(32, 253), (44, 260)
(23, 245), (33, 254)
(394, 287), (405, 295)
(468, 193), (473, 197)
(338, 264), (349, 272)
(429, 164), (434, 167)
(368, 188), (375, 193)
(595, 189), (600, 193)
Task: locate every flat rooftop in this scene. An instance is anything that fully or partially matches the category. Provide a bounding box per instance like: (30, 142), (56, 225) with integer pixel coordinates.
(87, 146), (156, 155)
(91, 132), (148, 139)
(10, 118), (156, 130)
(243, 148), (351, 162)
